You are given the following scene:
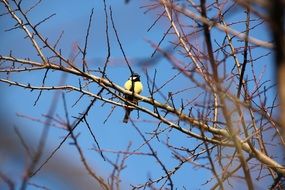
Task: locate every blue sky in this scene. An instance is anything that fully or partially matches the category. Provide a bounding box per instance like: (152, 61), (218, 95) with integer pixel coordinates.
(0, 0), (278, 190)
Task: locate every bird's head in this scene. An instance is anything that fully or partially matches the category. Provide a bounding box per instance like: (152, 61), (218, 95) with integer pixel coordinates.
(129, 73), (140, 81)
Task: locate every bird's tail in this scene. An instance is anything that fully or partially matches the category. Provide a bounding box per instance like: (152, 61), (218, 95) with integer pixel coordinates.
(123, 109), (131, 123)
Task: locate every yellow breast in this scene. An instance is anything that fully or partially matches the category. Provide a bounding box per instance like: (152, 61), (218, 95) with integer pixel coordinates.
(124, 80), (143, 94)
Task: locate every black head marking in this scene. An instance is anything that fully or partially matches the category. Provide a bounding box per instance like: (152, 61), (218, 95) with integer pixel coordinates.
(129, 73), (140, 81)
(131, 73), (140, 77)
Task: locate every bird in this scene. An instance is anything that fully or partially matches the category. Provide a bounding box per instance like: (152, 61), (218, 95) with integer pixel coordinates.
(123, 73), (143, 123)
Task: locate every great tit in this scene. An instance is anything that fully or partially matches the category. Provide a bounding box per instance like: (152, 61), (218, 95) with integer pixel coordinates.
(123, 73), (143, 123)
